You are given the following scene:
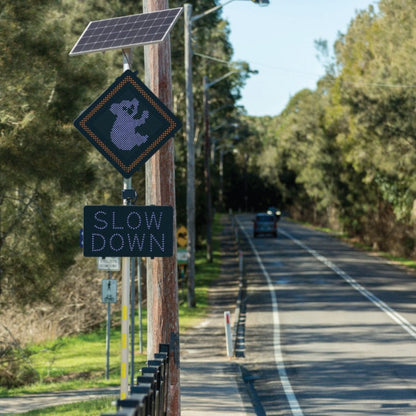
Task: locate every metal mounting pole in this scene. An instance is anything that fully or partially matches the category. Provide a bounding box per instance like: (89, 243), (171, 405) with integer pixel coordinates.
(105, 271), (112, 380)
(138, 257), (143, 353)
(120, 48), (132, 400)
(130, 252), (136, 390)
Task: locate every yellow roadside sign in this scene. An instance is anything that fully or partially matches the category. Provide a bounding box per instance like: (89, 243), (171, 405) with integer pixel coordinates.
(177, 225), (187, 248)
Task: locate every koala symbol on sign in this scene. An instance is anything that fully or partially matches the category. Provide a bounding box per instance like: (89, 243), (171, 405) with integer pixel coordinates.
(110, 98), (149, 150)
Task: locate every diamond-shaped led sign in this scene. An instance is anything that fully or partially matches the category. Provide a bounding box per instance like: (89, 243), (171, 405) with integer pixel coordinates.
(74, 70), (182, 178)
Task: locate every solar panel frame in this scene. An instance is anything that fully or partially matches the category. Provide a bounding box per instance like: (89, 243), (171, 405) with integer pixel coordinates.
(69, 7), (183, 56)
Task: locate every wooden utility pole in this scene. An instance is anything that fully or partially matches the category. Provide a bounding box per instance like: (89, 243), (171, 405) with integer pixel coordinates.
(143, 1), (180, 415)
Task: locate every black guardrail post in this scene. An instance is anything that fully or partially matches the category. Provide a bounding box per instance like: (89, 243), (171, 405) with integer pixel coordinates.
(158, 344), (169, 415)
(101, 344), (169, 416)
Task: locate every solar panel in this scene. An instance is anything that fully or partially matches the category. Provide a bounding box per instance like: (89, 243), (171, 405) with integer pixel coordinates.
(69, 7), (183, 56)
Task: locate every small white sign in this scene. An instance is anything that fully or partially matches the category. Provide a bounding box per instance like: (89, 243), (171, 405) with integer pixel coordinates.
(97, 257), (121, 271)
(177, 248), (187, 264)
(102, 279), (117, 303)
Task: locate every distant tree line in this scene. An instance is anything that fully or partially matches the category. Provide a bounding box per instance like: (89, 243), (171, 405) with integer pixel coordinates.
(252, 0), (416, 258)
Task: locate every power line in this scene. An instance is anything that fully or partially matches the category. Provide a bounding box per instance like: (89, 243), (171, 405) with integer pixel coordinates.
(194, 51), (233, 65)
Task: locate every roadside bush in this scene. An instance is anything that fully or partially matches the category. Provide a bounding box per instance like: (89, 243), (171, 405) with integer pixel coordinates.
(0, 333), (39, 388)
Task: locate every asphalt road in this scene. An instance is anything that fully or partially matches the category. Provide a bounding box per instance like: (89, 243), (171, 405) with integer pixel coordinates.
(236, 215), (416, 415)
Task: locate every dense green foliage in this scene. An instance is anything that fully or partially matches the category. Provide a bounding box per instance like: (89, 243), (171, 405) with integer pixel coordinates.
(253, 0), (416, 257)
(0, 0), (256, 304)
(0, 0), (110, 303)
(2, 0), (416, 308)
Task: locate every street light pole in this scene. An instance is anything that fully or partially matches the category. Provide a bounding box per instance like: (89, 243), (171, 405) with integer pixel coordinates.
(203, 76), (213, 262)
(184, 0), (269, 275)
(184, 3), (196, 306)
(203, 71), (238, 262)
(185, 2), (237, 299)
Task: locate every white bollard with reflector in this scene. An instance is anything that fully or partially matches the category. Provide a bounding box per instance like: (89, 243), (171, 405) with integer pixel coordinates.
(224, 311), (233, 358)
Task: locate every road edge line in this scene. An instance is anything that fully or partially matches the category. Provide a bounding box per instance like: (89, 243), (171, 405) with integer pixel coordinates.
(237, 219), (304, 416)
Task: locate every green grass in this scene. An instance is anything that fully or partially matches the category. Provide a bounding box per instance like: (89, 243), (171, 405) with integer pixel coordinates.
(14, 397), (116, 416)
(3, 215), (224, 415)
(1, 324), (147, 396)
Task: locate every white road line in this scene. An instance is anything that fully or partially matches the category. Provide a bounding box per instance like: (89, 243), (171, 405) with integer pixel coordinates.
(238, 220), (304, 416)
(280, 228), (416, 340)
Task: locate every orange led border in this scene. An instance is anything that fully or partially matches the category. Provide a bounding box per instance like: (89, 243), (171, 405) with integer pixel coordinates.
(78, 74), (179, 175)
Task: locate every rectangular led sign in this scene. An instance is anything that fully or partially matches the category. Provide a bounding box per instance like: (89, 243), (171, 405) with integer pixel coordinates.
(83, 205), (173, 257)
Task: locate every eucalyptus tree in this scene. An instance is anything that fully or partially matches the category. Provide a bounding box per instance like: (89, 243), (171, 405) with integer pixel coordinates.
(329, 0), (416, 250)
(333, 0), (416, 219)
(0, 1), (102, 303)
(0, 0), (135, 303)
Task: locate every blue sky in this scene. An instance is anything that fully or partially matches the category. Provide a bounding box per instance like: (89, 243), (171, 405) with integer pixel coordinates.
(221, 0), (379, 116)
